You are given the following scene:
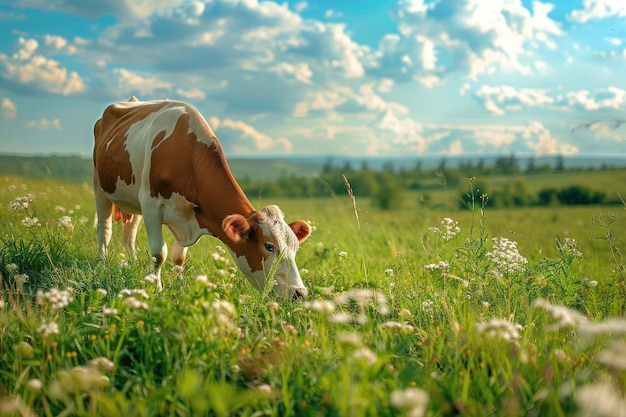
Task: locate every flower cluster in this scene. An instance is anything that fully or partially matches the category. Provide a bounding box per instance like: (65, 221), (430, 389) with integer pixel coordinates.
(390, 388), (429, 417)
(7, 194), (31, 212)
(475, 318), (523, 342)
(424, 260), (450, 275)
(533, 299), (588, 330)
(57, 216), (73, 228)
(428, 218), (461, 242)
(37, 288), (74, 311)
(486, 237), (528, 278)
(21, 216), (41, 228)
(303, 299), (335, 314)
(37, 321), (59, 338)
(118, 288), (150, 310)
(559, 237), (583, 258)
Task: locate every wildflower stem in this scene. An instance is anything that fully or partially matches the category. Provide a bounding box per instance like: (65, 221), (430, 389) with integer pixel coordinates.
(343, 175), (368, 285)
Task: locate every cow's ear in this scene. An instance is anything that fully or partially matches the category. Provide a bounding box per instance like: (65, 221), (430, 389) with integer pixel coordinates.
(289, 220), (311, 243)
(223, 213), (259, 243)
(223, 214), (251, 243)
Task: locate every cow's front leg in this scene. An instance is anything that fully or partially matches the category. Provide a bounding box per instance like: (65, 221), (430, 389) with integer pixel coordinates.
(142, 210), (167, 292)
(94, 186), (113, 260)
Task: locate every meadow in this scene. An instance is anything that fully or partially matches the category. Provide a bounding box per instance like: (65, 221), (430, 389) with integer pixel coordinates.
(0, 174), (625, 416)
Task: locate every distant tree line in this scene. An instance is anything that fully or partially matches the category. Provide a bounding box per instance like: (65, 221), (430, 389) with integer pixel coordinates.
(0, 153), (622, 210)
(238, 155), (622, 210)
(0, 155), (93, 183)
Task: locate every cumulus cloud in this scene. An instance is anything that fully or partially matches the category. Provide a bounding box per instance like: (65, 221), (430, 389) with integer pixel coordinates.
(26, 118), (61, 130)
(475, 85), (555, 115)
(373, 0), (563, 82)
(0, 36), (85, 95)
(1, 97), (17, 119)
(12, 0), (180, 20)
(209, 116), (292, 153)
(566, 87), (626, 111)
(426, 121), (578, 156)
(568, 0), (626, 22)
(112, 68), (171, 96)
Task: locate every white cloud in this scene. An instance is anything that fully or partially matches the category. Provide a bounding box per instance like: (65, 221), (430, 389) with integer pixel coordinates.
(566, 87), (626, 110)
(270, 62), (313, 84)
(209, 116), (292, 152)
(376, 0), (563, 81)
(568, 0), (626, 22)
(113, 68), (171, 96)
(175, 87), (206, 100)
(26, 118), (61, 130)
(475, 85), (555, 116)
(0, 36), (85, 95)
(1, 98), (17, 119)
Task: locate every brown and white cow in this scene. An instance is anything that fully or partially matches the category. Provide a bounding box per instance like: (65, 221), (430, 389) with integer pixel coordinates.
(93, 98), (311, 299)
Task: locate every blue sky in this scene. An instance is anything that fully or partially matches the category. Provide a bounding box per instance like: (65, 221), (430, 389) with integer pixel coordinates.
(0, 0), (625, 158)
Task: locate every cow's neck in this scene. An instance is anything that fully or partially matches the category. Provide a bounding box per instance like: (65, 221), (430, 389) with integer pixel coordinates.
(192, 142), (256, 246)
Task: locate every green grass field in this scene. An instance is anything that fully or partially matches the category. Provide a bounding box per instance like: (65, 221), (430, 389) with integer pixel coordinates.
(0, 175), (625, 416)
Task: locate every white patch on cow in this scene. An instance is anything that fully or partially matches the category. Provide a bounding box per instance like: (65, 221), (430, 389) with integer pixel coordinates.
(156, 191), (208, 247)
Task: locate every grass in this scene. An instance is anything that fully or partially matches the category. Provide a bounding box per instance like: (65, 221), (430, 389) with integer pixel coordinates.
(0, 174), (625, 416)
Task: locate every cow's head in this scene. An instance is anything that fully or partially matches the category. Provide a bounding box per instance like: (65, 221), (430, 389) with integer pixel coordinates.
(222, 205), (311, 300)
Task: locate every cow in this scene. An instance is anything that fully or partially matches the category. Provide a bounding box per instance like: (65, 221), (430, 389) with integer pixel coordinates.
(93, 98), (311, 299)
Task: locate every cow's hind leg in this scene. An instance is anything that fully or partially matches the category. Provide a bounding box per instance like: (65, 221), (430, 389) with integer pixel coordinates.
(122, 214), (142, 258)
(142, 208), (167, 292)
(94, 173), (113, 259)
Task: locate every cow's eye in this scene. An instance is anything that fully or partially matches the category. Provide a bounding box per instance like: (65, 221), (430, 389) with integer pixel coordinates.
(264, 242), (275, 252)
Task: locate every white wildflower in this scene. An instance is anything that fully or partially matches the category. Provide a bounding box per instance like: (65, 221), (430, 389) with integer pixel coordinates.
(421, 299), (434, 312)
(79, 216), (88, 225)
(560, 237), (583, 258)
(596, 340), (626, 371)
(429, 217), (461, 242)
(381, 321), (415, 333)
(26, 379), (43, 391)
(120, 259), (129, 268)
(587, 280), (598, 288)
(336, 288), (389, 315)
(37, 288), (73, 310)
(476, 318), (523, 342)
(143, 274), (158, 284)
(54, 205), (65, 212)
(575, 381), (626, 417)
(103, 306), (118, 315)
(96, 288), (107, 297)
(37, 321), (59, 338)
(7, 195), (31, 212)
(89, 357), (115, 372)
(533, 299), (588, 331)
(14, 273), (29, 286)
(338, 251), (348, 260)
(486, 237), (528, 277)
(122, 297), (149, 310)
(57, 216), (72, 228)
(5, 263), (18, 273)
(424, 260), (450, 274)
(303, 299), (335, 314)
(384, 268), (394, 277)
(336, 332), (363, 347)
(21, 216), (40, 228)
(390, 388), (429, 417)
(352, 347), (378, 366)
(118, 288), (149, 299)
(327, 311), (354, 324)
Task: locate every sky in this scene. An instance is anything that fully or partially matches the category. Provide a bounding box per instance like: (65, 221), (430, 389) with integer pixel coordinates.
(0, 0), (625, 159)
